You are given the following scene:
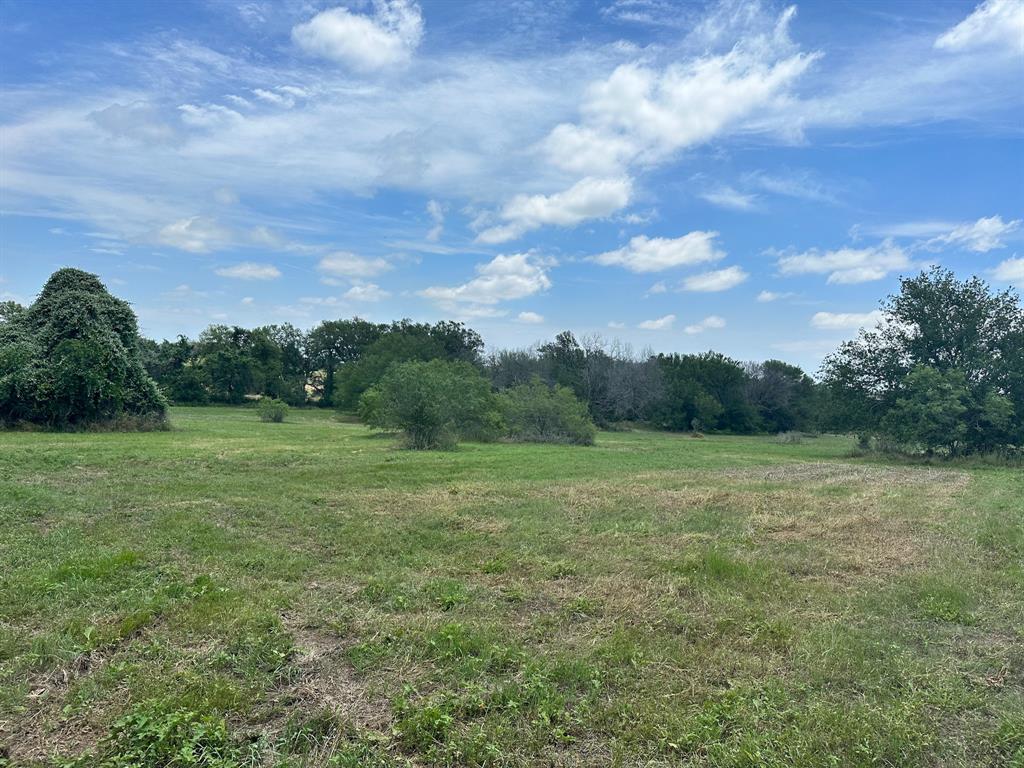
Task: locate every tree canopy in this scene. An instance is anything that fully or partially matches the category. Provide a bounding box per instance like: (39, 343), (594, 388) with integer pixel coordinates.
(0, 268), (167, 428)
(822, 267), (1023, 455)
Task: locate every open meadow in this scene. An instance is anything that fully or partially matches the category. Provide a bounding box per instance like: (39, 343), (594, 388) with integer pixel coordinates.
(1, 407), (1022, 767)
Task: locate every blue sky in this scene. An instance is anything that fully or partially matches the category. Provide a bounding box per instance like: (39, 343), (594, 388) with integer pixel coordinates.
(1, 0), (1021, 371)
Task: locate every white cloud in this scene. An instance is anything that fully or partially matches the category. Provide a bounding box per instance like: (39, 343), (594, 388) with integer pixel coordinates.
(517, 311), (545, 324)
(476, 176), (632, 244)
(681, 265), (748, 292)
(647, 281), (667, 295)
(544, 7), (819, 173)
(157, 216), (232, 253)
(318, 252), (392, 278)
(778, 240), (910, 284)
(700, 186), (758, 211)
(638, 314), (675, 330)
(757, 290), (793, 302)
(541, 124), (638, 176)
(607, 321), (626, 329)
(684, 314), (726, 334)
(241, 296), (255, 304)
(811, 310), (885, 330)
(925, 215), (1021, 253)
(593, 231), (723, 272)
(992, 256), (1024, 282)
(292, 1), (424, 71)
(419, 253), (552, 310)
(343, 282), (390, 301)
(426, 199), (445, 241)
(214, 262), (281, 280)
(935, 0), (1024, 53)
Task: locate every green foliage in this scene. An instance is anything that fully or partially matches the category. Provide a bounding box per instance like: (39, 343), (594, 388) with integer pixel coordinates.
(306, 318), (383, 406)
(361, 359), (499, 449)
(499, 376), (597, 445)
(0, 268), (167, 429)
(257, 397), (289, 423)
(653, 351), (755, 432)
(823, 268), (1023, 455)
(62, 702), (253, 768)
(336, 320), (483, 410)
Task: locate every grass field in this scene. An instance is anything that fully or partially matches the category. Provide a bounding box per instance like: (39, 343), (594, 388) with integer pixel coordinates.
(1, 407), (1022, 767)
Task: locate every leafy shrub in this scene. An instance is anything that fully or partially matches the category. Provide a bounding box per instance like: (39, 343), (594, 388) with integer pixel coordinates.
(360, 359), (500, 449)
(0, 268), (167, 429)
(499, 377), (596, 445)
(62, 702), (253, 767)
(257, 397), (289, 423)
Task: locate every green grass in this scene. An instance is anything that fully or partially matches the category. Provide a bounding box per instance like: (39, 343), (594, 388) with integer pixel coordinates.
(1, 406), (1021, 767)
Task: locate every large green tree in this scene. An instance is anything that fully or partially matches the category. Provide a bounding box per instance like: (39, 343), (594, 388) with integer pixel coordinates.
(0, 268), (167, 428)
(822, 267), (1023, 453)
(306, 318), (384, 406)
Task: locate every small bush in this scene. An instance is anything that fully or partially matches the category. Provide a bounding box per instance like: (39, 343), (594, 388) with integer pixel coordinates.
(499, 377), (596, 446)
(775, 431), (803, 444)
(257, 397), (289, 423)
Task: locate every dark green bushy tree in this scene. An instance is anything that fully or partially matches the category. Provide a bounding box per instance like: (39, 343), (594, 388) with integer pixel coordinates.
(652, 352), (755, 432)
(0, 268), (167, 428)
(359, 359), (499, 449)
(499, 377), (596, 445)
(336, 320), (484, 410)
(822, 267), (1022, 454)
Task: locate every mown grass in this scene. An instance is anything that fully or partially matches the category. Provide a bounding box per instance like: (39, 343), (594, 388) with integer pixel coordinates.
(1, 406), (1021, 767)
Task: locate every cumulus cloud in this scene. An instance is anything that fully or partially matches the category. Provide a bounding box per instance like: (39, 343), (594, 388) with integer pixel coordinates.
(542, 7), (818, 174)
(517, 311), (545, 324)
(419, 253), (552, 312)
(343, 282), (390, 301)
(476, 177), (632, 244)
(214, 262), (281, 280)
(935, 0), (1024, 53)
(778, 240), (910, 284)
(292, 0), (423, 71)
(317, 252), (392, 278)
(924, 215), (1021, 252)
(157, 216), (233, 253)
(684, 315), (726, 334)
(680, 265), (748, 292)
(811, 310), (884, 330)
(592, 231), (723, 272)
(992, 256), (1024, 282)
(638, 314), (675, 330)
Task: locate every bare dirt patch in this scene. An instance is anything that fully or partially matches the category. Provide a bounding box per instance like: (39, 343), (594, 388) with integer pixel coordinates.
(1, 651), (109, 764)
(268, 614), (391, 733)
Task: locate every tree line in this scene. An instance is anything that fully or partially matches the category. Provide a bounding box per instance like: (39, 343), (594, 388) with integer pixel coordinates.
(3, 267), (1021, 456)
(138, 318), (825, 435)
